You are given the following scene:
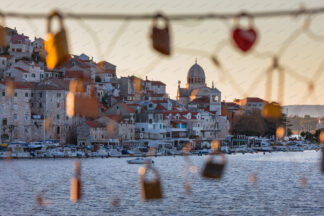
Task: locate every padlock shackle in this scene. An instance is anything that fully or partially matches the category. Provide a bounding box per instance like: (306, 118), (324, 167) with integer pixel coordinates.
(152, 13), (169, 27)
(47, 10), (64, 33)
(233, 12), (254, 28)
(208, 152), (226, 165)
(140, 164), (160, 181)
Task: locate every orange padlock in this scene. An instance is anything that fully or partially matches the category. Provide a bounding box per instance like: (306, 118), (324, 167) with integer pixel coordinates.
(74, 94), (99, 118)
(0, 13), (7, 47)
(45, 11), (70, 69)
(69, 78), (85, 93)
(66, 92), (75, 117)
(261, 102), (282, 119)
(151, 14), (171, 55)
(70, 161), (81, 202)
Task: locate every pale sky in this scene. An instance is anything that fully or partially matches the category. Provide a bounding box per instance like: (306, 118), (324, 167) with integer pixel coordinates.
(2, 0), (324, 105)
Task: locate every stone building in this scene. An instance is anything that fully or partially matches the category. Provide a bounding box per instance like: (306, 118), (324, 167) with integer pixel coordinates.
(177, 60), (221, 114)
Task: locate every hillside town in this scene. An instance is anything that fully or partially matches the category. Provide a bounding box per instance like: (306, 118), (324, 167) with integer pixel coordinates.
(0, 27), (323, 157)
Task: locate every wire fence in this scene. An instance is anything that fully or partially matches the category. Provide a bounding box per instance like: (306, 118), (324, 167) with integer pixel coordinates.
(1, 5), (324, 216)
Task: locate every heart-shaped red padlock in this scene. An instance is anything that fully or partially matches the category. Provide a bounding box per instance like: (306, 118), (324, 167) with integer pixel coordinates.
(232, 28), (257, 52)
(232, 13), (257, 52)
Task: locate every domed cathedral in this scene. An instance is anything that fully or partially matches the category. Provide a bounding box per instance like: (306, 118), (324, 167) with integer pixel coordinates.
(177, 59), (222, 114)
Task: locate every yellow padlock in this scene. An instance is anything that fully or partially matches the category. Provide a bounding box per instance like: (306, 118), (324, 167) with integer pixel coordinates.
(0, 13), (7, 47)
(261, 102), (282, 119)
(45, 11), (70, 69)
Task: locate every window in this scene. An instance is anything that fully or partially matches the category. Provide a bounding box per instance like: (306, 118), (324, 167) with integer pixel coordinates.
(57, 103), (60, 108)
(2, 118), (7, 125)
(32, 73), (35, 78)
(2, 91), (5, 96)
(39, 93), (42, 97)
(56, 126), (60, 134)
(31, 93), (34, 97)
(14, 114), (18, 120)
(40, 74), (44, 79)
(39, 103), (42, 108)
(14, 92), (17, 97)
(24, 74), (27, 78)
(25, 92), (28, 97)
(57, 93), (61, 98)
(13, 104), (18, 110)
(57, 114), (60, 120)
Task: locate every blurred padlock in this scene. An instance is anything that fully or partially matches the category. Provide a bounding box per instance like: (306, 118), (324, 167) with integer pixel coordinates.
(74, 94), (99, 118)
(322, 147), (324, 174)
(202, 152), (226, 179)
(70, 161), (81, 202)
(261, 102), (282, 119)
(66, 92), (75, 117)
(151, 14), (171, 55)
(0, 13), (7, 47)
(139, 165), (163, 200)
(5, 79), (14, 97)
(45, 11), (70, 69)
(69, 78), (85, 93)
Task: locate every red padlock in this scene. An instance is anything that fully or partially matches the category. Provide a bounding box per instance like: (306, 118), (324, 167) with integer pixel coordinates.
(232, 13), (257, 52)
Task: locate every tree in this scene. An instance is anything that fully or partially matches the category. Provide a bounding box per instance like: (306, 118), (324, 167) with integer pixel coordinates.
(232, 109), (265, 136)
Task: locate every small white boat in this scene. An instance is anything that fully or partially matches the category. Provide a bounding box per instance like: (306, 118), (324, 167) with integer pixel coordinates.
(127, 158), (154, 164)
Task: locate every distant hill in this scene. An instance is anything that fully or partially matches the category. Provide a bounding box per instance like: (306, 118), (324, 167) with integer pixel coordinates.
(283, 105), (324, 118)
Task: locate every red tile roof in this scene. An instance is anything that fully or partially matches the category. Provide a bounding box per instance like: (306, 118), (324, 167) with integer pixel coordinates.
(0, 81), (35, 89)
(120, 103), (135, 113)
(106, 114), (123, 123)
(246, 97), (265, 103)
(15, 67), (29, 73)
(64, 70), (90, 80)
(86, 121), (105, 128)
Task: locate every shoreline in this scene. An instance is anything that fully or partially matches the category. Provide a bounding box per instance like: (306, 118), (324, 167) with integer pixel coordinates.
(0, 149), (319, 160)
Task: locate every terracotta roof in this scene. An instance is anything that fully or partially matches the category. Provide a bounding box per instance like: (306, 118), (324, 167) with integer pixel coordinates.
(246, 97), (265, 103)
(86, 121), (105, 128)
(64, 70), (90, 80)
(0, 81), (35, 89)
(14, 67), (29, 73)
(155, 103), (167, 111)
(120, 103), (135, 113)
(106, 114), (123, 123)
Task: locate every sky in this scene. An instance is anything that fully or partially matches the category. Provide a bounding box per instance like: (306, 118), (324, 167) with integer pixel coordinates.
(2, 0), (324, 105)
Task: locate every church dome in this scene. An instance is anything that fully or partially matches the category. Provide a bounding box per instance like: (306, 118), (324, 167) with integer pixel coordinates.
(187, 61), (206, 85)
